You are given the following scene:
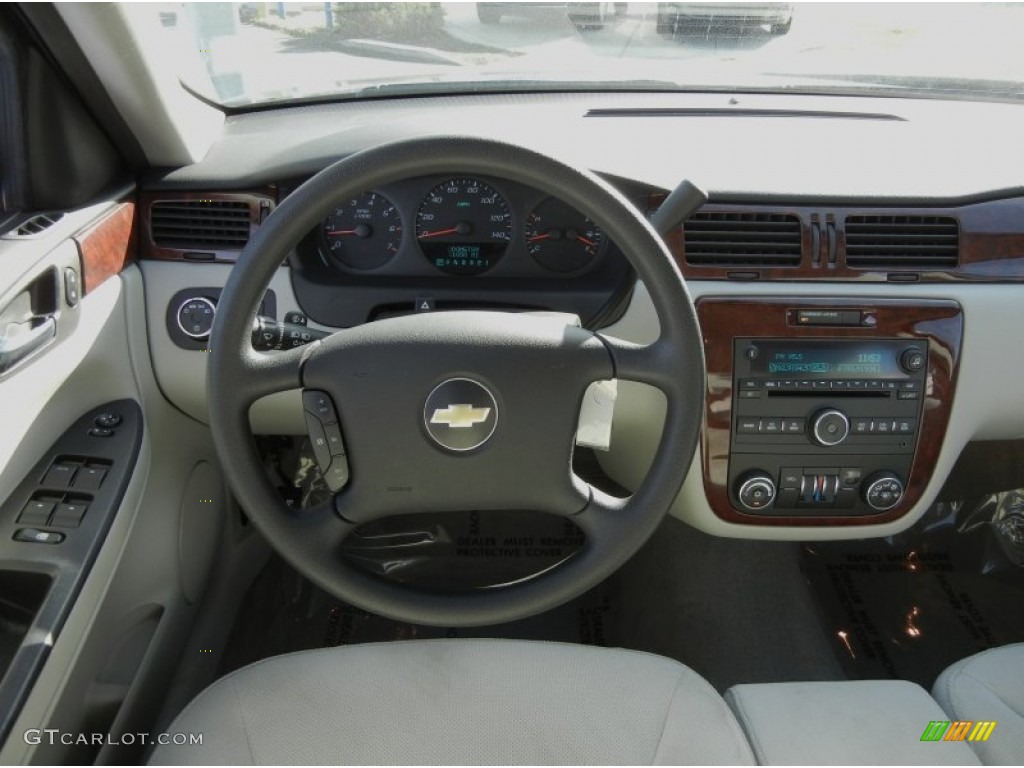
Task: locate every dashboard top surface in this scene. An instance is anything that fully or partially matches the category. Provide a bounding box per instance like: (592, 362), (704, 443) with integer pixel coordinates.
(146, 91), (1024, 203)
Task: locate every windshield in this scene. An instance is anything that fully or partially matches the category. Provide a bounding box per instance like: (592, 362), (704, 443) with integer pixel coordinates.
(142, 2), (1024, 107)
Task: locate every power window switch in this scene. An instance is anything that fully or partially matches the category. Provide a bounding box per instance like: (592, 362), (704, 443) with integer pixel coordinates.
(42, 463), (77, 488)
(72, 466), (107, 491)
(18, 500), (54, 526)
(14, 528), (64, 545)
(51, 502), (88, 528)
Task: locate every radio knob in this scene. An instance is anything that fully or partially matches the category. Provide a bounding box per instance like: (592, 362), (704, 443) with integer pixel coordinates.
(900, 347), (926, 373)
(862, 472), (905, 511)
(735, 472), (776, 512)
(810, 408), (850, 447)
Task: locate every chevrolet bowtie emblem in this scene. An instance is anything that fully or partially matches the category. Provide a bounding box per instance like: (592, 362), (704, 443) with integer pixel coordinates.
(431, 404), (492, 429)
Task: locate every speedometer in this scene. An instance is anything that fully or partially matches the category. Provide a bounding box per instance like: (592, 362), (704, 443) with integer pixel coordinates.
(416, 178), (512, 275)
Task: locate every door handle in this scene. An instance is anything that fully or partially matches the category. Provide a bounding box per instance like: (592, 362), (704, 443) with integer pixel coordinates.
(0, 316), (56, 374)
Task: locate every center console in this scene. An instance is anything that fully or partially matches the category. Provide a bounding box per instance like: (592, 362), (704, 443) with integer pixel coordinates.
(696, 298), (963, 526)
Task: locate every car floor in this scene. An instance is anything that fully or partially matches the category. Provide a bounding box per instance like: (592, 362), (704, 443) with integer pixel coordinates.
(218, 515), (846, 692)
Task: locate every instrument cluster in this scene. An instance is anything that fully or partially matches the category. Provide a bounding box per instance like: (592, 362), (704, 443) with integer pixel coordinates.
(317, 176), (610, 278)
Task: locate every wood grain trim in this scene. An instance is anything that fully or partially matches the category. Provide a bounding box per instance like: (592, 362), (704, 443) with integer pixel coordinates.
(73, 202), (137, 294)
(696, 297), (963, 526)
(138, 190), (276, 263)
(653, 196), (1024, 282)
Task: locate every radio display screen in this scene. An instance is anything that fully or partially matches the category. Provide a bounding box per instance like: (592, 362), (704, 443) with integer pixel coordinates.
(749, 341), (906, 379)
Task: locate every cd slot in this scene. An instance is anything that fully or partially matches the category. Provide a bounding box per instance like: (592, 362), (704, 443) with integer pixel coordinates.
(767, 390), (891, 398)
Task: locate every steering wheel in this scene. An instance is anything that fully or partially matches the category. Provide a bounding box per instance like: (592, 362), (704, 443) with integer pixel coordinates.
(207, 137), (704, 627)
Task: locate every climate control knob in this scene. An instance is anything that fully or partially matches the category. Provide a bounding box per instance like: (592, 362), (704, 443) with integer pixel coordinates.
(810, 408), (850, 447)
(862, 472), (905, 511)
(735, 472), (776, 512)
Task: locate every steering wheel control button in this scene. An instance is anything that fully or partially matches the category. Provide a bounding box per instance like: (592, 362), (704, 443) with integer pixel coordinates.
(863, 472), (905, 511)
(305, 414), (332, 473)
(324, 423), (346, 456)
(302, 390), (339, 425)
(736, 472), (776, 511)
(14, 528), (64, 545)
(810, 408), (850, 447)
(323, 456), (350, 492)
(94, 412), (122, 429)
(424, 378), (498, 452)
(176, 296), (217, 340)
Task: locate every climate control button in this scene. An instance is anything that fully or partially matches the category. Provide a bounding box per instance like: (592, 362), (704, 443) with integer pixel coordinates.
(736, 472), (776, 511)
(862, 472), (905, 511)
(810, 408), (850, 447)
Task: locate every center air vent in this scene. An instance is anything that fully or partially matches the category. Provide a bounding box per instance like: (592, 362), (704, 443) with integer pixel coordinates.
(845, 215), (959, 269)
(150, 200), (252, 250)
(683, 212), (802, 266)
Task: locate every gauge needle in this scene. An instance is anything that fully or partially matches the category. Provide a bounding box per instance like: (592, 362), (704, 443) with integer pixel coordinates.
(576, 236), (597, 247)
(326, 230), (357, 235)
(418, 227), (460, 239)
(528, 234), (552, 242)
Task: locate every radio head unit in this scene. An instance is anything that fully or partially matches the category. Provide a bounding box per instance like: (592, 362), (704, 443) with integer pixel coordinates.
(730, 338), (927, 517)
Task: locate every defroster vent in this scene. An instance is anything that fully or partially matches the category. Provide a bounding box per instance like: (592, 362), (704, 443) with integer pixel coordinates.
(683, 211), (802, 266)
(845, 215), (959, 269)
(150, 200), (252, 250)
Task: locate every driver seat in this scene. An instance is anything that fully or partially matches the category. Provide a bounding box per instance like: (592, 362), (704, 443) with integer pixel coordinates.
(150, 639), (756, 765)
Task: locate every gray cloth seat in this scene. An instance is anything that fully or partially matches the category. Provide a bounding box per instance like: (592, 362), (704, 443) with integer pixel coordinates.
(932, 643), (1024, 765)
(150, 639), (756, 765)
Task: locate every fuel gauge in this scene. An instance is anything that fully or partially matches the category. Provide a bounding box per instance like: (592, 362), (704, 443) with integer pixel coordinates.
(525, 198), (606, 273)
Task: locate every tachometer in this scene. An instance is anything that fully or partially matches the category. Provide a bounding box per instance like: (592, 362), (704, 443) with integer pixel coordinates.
(322, 192), (402, 271)
(416, 178), (512, 275)
(525, 197), (605, 273)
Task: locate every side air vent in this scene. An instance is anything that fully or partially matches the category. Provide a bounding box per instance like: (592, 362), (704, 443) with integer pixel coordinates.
(4, 213), (65, 238)
(845, 215), (959, 269)
(683, 211), (802, 266)
(150, 200), (252, 250)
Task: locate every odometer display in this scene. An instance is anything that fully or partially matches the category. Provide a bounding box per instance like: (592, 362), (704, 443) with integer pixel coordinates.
(416, 178), (512, 275)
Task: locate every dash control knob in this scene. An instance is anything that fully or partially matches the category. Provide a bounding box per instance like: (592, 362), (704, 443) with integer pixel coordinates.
(736, 472), (776, 512)
(862, 472), (904, 511)
(176, 296), (217, 340)
(810, 408), (850, 447)
(900, 347), (926, 373)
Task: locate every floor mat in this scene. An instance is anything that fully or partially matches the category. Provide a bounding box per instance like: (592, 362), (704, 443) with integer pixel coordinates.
(803, 524), (1024, 689)
(219, 553), (617, 676)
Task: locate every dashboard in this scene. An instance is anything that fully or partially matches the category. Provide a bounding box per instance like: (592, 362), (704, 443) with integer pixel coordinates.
(134, 90), (1024, 542)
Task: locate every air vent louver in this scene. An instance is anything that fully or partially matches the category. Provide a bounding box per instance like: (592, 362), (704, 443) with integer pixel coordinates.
(683, 212), (802, 266)
(9, 213), (65, 237)
(845, 215), (958, 269)
(150, 200), (251, 249)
